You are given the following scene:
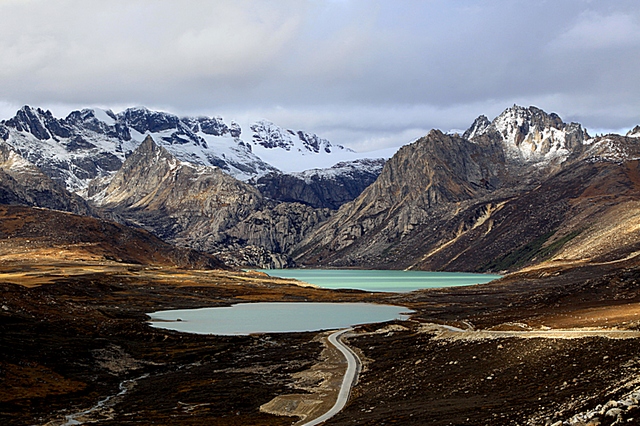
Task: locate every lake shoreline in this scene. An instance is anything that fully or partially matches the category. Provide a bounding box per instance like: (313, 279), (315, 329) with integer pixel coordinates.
(256, 268), (502, 293)
(149, 302), (414, 335)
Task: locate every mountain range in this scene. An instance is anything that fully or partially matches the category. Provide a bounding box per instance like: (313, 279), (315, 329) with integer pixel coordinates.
(0, 104), (638, 271)
(0, 106), (387, 196)
(294, 105), (640, 272)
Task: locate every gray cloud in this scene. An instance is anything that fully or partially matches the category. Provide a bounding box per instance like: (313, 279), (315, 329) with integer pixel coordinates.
(1, 0), (639, 150)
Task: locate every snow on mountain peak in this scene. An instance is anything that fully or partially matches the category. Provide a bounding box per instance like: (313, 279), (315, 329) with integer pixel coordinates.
(91, 108), (117, 125)
(0, 105), (392, 194)
(626, 125), (640, 138)
(246, 119), (372, 173)
(464, 105), (588, 165)
(250, 120), (353, 154)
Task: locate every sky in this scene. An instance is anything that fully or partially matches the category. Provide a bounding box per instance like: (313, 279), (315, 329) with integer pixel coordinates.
(1, 0), (639, 152)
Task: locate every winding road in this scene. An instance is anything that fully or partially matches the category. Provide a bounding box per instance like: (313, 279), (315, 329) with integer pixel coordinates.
(301, 328), (360, 426)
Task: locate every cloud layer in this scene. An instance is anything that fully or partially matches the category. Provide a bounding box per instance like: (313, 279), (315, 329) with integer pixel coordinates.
(1, 0), (639, 150)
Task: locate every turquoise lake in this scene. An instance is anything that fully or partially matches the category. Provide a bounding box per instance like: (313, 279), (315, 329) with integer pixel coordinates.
(256, 269), (502, 293)
(148, 302), (413, 335)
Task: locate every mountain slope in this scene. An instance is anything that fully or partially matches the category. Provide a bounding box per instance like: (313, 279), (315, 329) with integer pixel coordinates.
(253, 158), (385, 209)
(0, 106), (386, 200)
(292, 129), (509, 266)
(293, 106), (639, 272)
(94, 136), (263, 243)
(0, 204), (226, 269)
(94, 136), (330, 268)
(0, 142), (91, 215)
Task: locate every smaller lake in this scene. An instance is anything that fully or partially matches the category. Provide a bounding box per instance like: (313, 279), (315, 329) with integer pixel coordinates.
(148, 302), (413, 335)
(257, 269), (501, 293)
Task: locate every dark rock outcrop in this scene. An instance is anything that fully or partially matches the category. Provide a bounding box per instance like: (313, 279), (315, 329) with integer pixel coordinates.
(0, 142), (92, 215)
(94, 136), (330, 268)
(253, 159), (385, 209)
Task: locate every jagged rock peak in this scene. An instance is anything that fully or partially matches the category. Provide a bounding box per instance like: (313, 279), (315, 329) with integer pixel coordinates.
(250, 119), (353, 154)
(3, 106), (55, 141)
(465, 105), (588, 164)
(139, 134), (160, 151)
(627, 125), (640, 138)
(462, 115), (491, 140)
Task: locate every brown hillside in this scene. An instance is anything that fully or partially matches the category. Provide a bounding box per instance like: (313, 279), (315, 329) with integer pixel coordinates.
(0, 204), (226, 270)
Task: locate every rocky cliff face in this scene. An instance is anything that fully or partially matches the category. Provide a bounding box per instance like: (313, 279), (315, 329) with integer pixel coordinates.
(293, 106), (640, 272)
(0, 142), (91, 215)
(0, 106), (381, 197)
(253, 158), (385, 209)
(94, 136), (330, 268)
(467, 105), (589, 167)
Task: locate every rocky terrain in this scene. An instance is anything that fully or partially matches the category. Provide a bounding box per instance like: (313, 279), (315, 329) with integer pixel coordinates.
(294, 106), (640, 273)
(2, 234), (640, 425)
(0, 106), (385, 206)
(1, 103), (640, 425)
(90, 136), (330, 268)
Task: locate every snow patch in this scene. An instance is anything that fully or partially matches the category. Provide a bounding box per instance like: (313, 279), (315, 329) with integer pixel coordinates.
(1, 106), (400, 193)
(92, 108), (116, 126)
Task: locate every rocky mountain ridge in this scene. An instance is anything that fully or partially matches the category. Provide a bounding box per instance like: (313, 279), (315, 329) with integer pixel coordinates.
(252, 158), (385, 209)
(626, 125), (640, 138)
(93, 136), (330, 268)
(0, 106), (384, 202)
(1, 103), (638, 271)
(0, 141), (91, 215)
(294, 106), (640, 272)
(465, 105), (588, 167)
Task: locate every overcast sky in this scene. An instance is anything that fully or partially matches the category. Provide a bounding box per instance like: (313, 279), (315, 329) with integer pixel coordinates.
(1, 0), (639, 151)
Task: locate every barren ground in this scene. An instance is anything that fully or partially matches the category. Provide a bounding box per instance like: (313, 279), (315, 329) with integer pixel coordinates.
(1, 254), (640, 425)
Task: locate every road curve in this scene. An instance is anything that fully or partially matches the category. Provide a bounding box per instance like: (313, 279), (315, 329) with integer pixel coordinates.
(301, 328), (360, 426)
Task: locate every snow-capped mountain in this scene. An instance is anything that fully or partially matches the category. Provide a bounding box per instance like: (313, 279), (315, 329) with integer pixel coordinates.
(253, 158), (386, 210)
(247, 119), (394, 172)
(294, 106), (640, 272)
(0, 106), (390, 196)
(627, 125), (640, 138)
(0, 106), (276, 194)
(93, 135), (331, 268)
(582, 134), (640, 164)
(464, 105), (589, 165)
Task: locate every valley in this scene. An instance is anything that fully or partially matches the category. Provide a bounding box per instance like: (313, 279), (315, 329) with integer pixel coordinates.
(1, 104), (640, 425)
(2, 245), (640, 425)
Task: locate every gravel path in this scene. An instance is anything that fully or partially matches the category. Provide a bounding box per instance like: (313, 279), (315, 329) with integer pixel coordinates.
(300, 328), (360, 426)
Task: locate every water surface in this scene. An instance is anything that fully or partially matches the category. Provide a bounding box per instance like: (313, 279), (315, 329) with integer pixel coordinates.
(257, 269), (501, 292)
(149, 302), (412, 335)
